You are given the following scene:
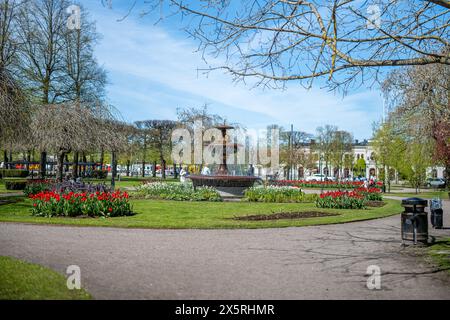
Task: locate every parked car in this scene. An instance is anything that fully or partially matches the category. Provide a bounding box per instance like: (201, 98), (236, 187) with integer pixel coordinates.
(305, 174), (325, 181)
(305, 174), (335, 182)
(426, 178), (446, 188)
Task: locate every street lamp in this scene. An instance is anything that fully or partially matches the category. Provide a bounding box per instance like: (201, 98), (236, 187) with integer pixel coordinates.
(319, 154), (324, 193)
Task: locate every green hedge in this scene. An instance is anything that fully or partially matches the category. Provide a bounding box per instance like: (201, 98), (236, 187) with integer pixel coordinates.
(1, 169), (29, 178)
(91, 170), (108, 179)
(5, 180), (27, 190)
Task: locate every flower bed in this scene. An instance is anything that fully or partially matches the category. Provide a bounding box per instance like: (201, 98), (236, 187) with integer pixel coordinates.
(30, 190), (133, 217)
(316, 187), (383, 209)
(354, 187), (383, 201)
(316, 190), (366, 209)
(24, 180), (111, 197)
(243, 186), (318, 203)
(137, 182), (222, 201)
(271, 180), (383, 189)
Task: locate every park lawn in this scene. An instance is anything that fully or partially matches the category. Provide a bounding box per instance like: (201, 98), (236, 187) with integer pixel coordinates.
(0, 182), (8, 193)
(386, 190), (448, 199)
(428, 238), (450, 274)
(0, 197), (403, 229)
(0, 256), (91, 300)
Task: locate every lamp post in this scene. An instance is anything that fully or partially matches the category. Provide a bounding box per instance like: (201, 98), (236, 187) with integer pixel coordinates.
(319, 154), (324, 193)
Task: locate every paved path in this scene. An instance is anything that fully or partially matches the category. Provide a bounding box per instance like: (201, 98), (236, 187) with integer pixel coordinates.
(1, 199), (450, 300)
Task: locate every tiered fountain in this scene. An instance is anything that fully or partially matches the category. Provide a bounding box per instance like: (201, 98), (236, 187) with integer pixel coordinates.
(188, 124), (261, 197)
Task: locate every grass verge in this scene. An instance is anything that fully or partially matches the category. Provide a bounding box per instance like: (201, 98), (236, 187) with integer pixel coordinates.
(0, 256), (91, 300)
(385, 190), (448, 199)
(0, 197), (402, 229)
(428, 238), (450, 274)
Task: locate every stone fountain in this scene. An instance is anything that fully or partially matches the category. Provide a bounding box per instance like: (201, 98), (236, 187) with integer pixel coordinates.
(188, 124), (261, 197)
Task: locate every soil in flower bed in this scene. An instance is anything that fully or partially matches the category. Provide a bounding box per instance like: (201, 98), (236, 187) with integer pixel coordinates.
(366, 201), (386, 207)
(233, 211), (339, 221)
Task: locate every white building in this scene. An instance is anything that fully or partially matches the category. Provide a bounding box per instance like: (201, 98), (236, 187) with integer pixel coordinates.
(255, 139), (446, 180)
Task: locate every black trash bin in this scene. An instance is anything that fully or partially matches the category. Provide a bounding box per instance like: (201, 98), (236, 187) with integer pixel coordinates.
(430, 198), (443, 229)
(401, 198), (428, 245)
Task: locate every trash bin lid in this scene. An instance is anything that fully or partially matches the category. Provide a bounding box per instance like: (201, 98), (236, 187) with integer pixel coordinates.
(401, 197), (428, 206)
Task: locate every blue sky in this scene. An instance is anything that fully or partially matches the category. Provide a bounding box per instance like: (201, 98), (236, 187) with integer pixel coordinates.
(81, 1), (384, 139)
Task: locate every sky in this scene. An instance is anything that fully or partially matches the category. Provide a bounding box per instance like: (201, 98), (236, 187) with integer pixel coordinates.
(81, 0), (384, 140)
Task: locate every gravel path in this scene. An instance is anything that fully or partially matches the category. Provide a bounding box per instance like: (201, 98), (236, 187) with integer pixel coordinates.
(1, 200), (449, 299)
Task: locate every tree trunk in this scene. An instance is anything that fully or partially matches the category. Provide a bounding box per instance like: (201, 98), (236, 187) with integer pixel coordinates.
(26, 151), (31, 172)
(39, 151), (47, 179)
(73, 152), (79, 179)
(99, 149), (104, 170)
(82, 152), (87, 177)
(162, 158), (166, 179)
(57, 152), (66, 182)
(126, 160), (130, 177)
(152, 161), (157, 177)
(111, 151), (117, 191)
(142, 160), (146, 178)
(3, 151), (8, 169)
(174, 162), (178, 179)
(64, 154), (69, 173)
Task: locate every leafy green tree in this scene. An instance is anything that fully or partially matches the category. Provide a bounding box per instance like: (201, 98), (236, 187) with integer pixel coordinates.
(372, 121), (406, 192)
(329, 130), (353, 179)
(354, 158), (366, 178)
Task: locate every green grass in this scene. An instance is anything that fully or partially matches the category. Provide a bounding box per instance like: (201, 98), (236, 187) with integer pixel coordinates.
(385, 190), (448, 199)
(428, 238), (450, 274)
(0, 182), (8, 193)
(0, 256), (91, 300)
(0, 197), (403, 229)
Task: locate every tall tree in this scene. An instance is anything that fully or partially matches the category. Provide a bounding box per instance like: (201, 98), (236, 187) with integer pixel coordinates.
(0, 0), (29, 160)
(313, 125), (337, 178)
(62, 3), (106, 103)
(329, 130), (353, 179)
(17, 0), (70, 178)
(62, 3), (106, 178)
(383, 63), (450, 184)
(134, 121), (152, 177)
(372, 121), (406, 192)
(138, 120), (178, 179)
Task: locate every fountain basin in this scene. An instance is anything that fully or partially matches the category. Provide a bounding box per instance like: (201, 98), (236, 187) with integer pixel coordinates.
(188, 175), (261, 197)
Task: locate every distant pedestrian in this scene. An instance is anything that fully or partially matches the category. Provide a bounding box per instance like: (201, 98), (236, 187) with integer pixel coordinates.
(201, 165), (211, 176)
(247, 164), (255, 176)
(363, 179), (369, 188)
(180, 167), (187, 184)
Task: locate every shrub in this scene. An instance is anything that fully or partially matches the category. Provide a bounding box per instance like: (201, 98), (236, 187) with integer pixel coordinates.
(137, 182), (222, 201)
(23, 180), (53, 196)
(30, 190), (133, 217)
(243, 186), (318, 203)
(91, 170), (108, 179)
(316, 190), (366, 209)
(23, 180), (111, 196)
(5, 180), (27, 190)
(1, 169), (29, 178)
(52, 180), (111, 194)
